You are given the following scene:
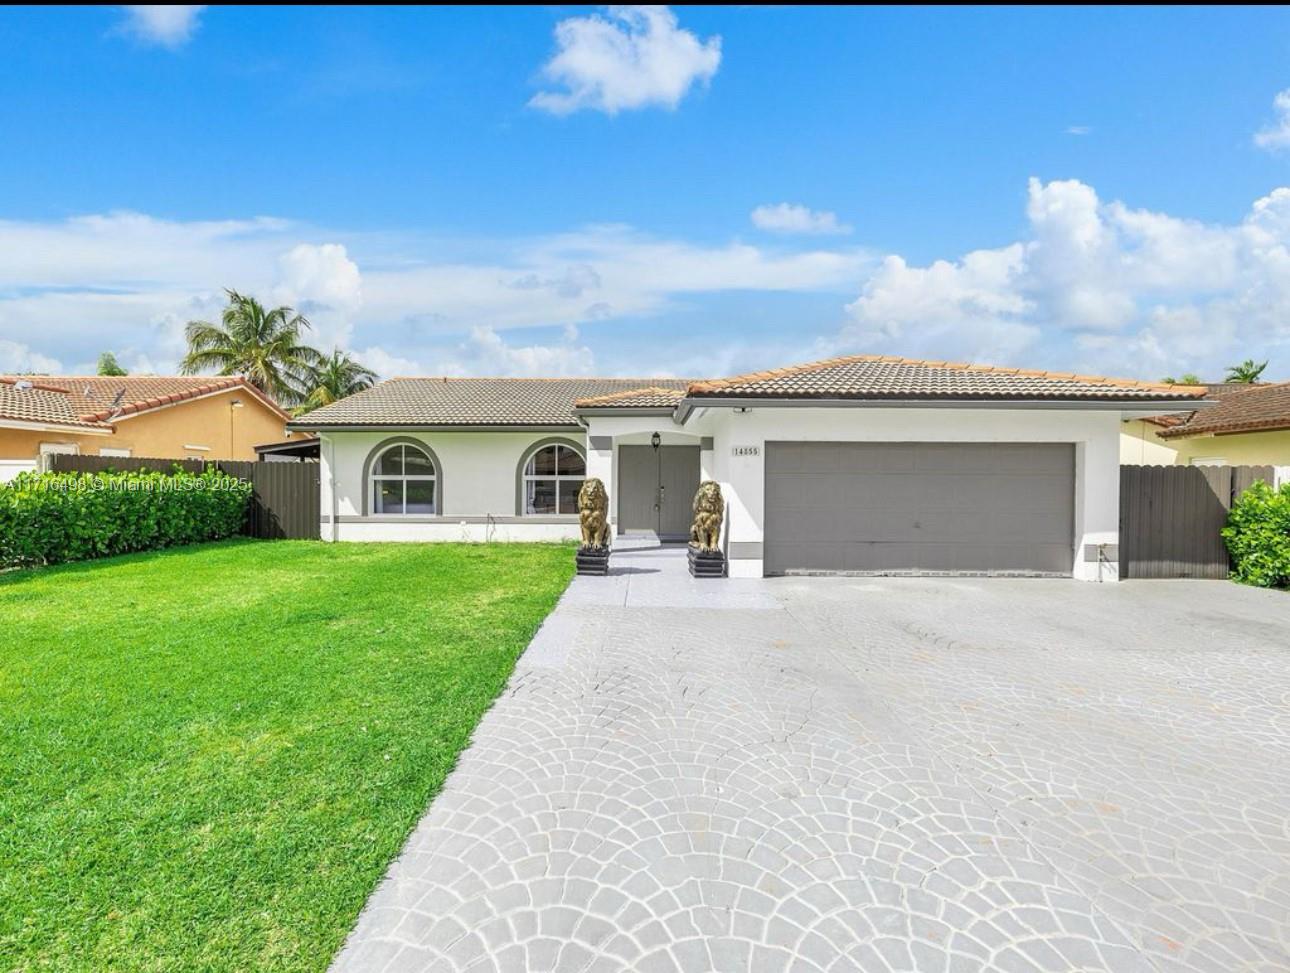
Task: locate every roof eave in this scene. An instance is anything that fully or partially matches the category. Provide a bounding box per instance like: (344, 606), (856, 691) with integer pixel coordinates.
(0, 417), (114, 435)
(572, 407), (680, 418)
(287, 421), (585, 433)
(675, 395), (1212, 423)
(1158, 420), (1290, 440)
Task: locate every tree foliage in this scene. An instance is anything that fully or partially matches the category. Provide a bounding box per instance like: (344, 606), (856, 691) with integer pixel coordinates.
(1222, 480), (1290, 588)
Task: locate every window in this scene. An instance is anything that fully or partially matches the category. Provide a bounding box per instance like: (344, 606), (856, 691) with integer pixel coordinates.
(99, 447), (132, 458)
(522, 443), (585, 515)
(370, 442), (437, 515)
(1190, 456), (1227, 467)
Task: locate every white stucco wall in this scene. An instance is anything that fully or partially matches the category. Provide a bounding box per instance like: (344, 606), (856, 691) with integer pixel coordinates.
(319, 409), (1126, 580)
(684, 407), (1123, 582)
(319, 429), (586, 542)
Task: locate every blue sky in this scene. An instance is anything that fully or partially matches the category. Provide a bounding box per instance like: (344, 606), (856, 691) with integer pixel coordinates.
(4, 5), (1290, 381)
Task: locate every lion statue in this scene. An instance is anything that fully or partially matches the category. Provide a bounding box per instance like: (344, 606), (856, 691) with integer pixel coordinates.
(689, 480), (724, 552)
(577, 477), (610, 550)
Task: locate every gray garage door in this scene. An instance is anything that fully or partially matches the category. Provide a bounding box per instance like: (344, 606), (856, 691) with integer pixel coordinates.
(764, 442), (1075, 576)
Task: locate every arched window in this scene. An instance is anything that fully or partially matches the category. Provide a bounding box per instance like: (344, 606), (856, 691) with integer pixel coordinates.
(521, 442), (585, 515)
(370, 442), (438, 515)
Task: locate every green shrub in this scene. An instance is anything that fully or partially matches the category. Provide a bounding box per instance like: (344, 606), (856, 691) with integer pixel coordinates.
(1222, 479), (1290, 588)
(0, 467), (252, 569)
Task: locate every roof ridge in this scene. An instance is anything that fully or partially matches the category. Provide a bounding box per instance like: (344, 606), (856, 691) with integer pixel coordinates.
(384, 375), (695, 383)
(686, 354), (1207, 397)
(77, 376), (286, 423)
(0, 377), (74, 395)
(573, 385), (687, 406)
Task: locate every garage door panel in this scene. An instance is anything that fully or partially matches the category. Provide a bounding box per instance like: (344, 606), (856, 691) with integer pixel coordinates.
(765, 509), (841, 544)
(991, 509), (1072, 544)
(764, 442), (1074, 577)
(835, 444), (918, 473)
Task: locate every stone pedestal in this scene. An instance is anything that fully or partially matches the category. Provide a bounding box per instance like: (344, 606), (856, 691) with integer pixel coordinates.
(687, 546), (726, 578)
(575, 546), (610, 576)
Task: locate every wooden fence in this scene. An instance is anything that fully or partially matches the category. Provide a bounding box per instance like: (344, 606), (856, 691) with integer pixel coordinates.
(1119, 464), (1274, 579)
(47, 454), (320, 541)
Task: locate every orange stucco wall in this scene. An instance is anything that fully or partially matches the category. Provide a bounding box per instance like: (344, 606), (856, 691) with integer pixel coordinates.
(0, 387), (294, 462)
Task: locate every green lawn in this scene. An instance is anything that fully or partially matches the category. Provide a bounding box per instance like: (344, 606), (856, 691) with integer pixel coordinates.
(0, 539), (573, 972)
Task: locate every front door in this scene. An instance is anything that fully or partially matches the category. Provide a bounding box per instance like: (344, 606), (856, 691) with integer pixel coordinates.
(617, 445), (700, 540)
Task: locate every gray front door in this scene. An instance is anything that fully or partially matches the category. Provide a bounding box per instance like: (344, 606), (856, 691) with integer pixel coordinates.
(764, 442), (1075, 576)
(618, 445), (700, 539)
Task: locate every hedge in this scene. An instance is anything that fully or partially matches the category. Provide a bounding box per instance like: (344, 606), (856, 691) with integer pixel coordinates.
(1222, 479), (1290, 588)
(0, 467), (252, 569)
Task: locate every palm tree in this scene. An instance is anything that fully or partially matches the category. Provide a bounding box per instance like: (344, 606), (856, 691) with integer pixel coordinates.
(297, 349), (378, 413)
(1162, 373), (1204, 385)
(1224, 359), (1268, 383)
(180, 290), (324, 404)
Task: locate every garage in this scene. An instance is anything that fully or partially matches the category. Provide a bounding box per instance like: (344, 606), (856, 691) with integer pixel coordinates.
(764, 442), (1076, 576)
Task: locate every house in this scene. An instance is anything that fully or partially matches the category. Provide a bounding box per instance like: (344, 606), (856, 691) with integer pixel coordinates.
(1120, 382), (1290, 466)
(0, 375), (295, 480)
(289, 355), (1206, 581)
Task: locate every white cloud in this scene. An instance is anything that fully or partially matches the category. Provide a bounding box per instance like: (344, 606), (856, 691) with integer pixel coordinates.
(276, 243), (362, 312)
(422, 327), (595, 378)
(750, 203), (851, 236)
(273, 243), (363, 350)
(1065, 125), (1092, 136)
(1254, 89), (1290, 150)
(530, 6), (721, 115)
(351, 344), (422, 380)
(9, 182), (1290, 384)
(840, 177), (1290, 378)
(119, 6), (206, 48)
(0, 339), (61, 374)
(0, 212), (868, 378)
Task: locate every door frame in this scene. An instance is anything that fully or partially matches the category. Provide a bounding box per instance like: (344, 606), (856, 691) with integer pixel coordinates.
(616, 444), (700, 540)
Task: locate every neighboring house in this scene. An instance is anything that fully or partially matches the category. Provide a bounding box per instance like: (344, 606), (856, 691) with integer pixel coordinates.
(289, 355), (1204, 581)
(1121, 381), (1290, 466)
(0, 375), (295, 479)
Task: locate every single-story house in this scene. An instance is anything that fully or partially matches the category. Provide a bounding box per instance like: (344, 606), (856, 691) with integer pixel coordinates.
(1121, 381), (1290, 466)
(290, 355), (1206, 581)
(0, 375), (296, 480)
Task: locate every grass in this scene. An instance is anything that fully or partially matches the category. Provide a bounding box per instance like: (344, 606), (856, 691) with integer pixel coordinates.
(0, 539), (573, 972)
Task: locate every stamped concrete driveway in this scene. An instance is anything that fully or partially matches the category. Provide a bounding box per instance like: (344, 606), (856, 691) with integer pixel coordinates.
(333, 542), (1290, 973)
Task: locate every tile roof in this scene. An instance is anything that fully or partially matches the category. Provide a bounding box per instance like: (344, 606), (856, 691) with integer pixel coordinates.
(288, 355), (1209, 428)
(573, 386), (688, 409)
(0, 378), (107, 429)
(0, 375), (289, 422)
(686, 355), (1209, 402)
(293, 378), (696, 427)
(1156, 382), (1290, 439)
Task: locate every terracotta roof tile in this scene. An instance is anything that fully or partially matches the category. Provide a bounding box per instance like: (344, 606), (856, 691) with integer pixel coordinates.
(573, 386), (688, 409)
(293, 377), (695, 427)
(686, 355), (1209, 402)
(1156, 382), (1290, 439)
(0, 375), (289, 422)
(0, 379), (107, 429)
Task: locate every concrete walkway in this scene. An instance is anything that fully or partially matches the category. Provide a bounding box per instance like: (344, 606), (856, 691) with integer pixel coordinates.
(333, 541), (1290, 972)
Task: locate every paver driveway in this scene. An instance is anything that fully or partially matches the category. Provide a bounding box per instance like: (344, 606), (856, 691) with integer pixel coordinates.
(333, 542), (1290, 973)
